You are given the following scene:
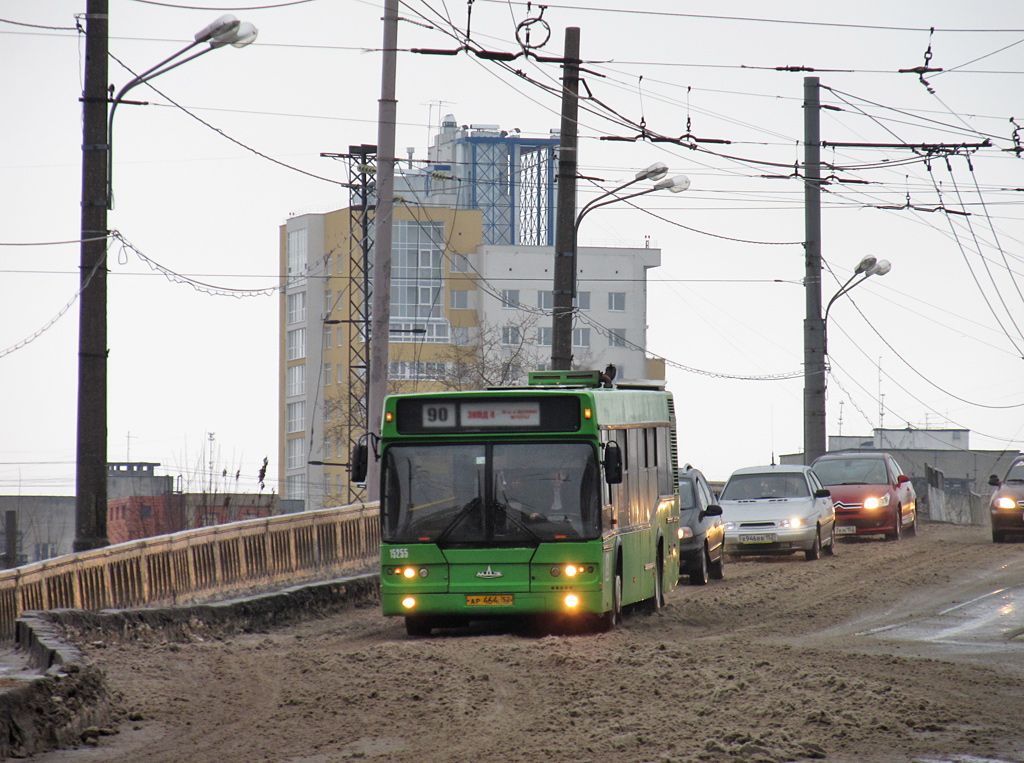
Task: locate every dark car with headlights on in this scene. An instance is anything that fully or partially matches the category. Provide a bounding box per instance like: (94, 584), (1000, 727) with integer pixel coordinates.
(989, 458), (1024, 543)
(677, 465), (725, 585)
(811, 452), (917, 541)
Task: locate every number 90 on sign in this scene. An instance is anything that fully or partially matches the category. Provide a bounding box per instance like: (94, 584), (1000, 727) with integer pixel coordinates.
(422, 403), (456, 428)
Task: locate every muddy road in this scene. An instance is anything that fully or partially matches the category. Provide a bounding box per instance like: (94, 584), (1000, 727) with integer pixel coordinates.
(32, 523), (1024, 763)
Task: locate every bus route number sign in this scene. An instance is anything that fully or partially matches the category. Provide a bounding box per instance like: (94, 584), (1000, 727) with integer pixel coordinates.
(422, 403), (457, 428)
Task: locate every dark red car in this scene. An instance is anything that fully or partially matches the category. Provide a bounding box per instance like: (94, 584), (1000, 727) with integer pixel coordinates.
(811, 452), (917, 540)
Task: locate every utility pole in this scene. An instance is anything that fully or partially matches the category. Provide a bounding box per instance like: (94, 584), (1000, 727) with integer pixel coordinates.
(75, 0), (110, 551)
(551, 27), (580, 371)
(366, 0), (399, 501)
(803, 76), (826, 466)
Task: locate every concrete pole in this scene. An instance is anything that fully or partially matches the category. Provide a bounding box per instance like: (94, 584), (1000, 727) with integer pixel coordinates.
(551, 27), (580, 371)
(366, 0), (399, 501)
(75, 0), (110, 550)
(803, 76), (826, 465)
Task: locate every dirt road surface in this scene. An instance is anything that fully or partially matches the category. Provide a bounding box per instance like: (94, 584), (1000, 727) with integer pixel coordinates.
(29, 523), (1024, 763)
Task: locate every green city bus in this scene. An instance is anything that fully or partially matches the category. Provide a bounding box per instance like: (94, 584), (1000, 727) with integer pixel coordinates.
(355, 369), (682, 636)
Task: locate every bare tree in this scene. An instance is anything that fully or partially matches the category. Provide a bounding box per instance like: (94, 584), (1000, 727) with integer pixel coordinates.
(428, 313), (545, 390)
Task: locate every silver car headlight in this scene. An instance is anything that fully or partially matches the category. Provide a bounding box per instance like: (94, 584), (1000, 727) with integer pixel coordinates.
(724, 521), (736, 531)
(777, 517), (803, 528)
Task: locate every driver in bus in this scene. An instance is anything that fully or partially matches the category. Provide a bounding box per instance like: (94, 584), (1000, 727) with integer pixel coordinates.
(498, 469), (556, 523)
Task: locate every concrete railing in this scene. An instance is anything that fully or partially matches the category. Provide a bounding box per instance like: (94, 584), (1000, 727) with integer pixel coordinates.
(0, 503), (380, 643)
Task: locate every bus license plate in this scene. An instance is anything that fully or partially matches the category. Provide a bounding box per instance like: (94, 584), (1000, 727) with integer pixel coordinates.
(466, 595), (513, 606)
(739, 533), (776, 543)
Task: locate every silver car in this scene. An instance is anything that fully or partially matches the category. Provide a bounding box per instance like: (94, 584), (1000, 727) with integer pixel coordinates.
(719, 465), (836, 561)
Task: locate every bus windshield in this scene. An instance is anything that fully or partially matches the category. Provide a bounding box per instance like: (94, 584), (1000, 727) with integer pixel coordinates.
(382, 442), (601, 546)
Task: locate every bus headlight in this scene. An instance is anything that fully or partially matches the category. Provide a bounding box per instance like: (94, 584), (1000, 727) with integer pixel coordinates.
(564, 594), (579, 608)
(402, 597), (417, 609)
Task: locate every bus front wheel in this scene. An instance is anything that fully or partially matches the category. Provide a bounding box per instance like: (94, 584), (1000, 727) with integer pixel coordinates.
(405, 616), (432, 637)
(597, 568), (623, 632)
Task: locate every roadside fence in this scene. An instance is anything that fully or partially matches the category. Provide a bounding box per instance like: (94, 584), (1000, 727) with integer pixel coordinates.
(0, 503), (380, 643)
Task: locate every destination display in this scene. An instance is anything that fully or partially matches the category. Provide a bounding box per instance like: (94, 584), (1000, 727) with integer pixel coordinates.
(395, 396), (580, 434)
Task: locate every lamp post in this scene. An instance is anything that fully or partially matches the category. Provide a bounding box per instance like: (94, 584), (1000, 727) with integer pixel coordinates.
(805, 255), (891, 465)
(550, 164), (690, 369)
(106, 15), (258, 209)
(74, 12), (258, 552)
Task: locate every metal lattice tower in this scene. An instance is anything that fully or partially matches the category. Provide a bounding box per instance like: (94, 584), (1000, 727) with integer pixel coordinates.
(322, 145), (376, 505)
(345, 145), (375, 504)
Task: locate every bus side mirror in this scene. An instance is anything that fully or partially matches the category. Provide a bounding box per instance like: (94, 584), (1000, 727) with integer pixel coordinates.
(604, 441), (623, 484)
(350, 443), (368, 484)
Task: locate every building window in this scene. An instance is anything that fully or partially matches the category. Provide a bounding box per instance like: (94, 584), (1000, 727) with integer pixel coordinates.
(392, 220), (450, 343)
(608, 292), (626, 312)
(325, 254), (332, 276)
(450, 253), (469, 273)
(452, 326), (470, 346)
(538, 290), (554, 310)
(286, 437), (306, 470)
(324, 290), (332, 314)
(286, 364), (306, 397)
(287, 328), (306, 361)
(573, 328), (590, 348)
(286, 292), (306, 325)
(324, 401), (332, 421)
(286, 401), (306, 434)
(502, 326), (521, 346)
(140, 504), (152, 520)
(574, 291), (591, 310)
(501, 289), (520, 309)
(324, 363), (332, 385)
(449, 290), (468, 309)
(285, 474), (306, 500)
(608, 329), (627, 347)
(538, 326), (553, 346)
(287, 228), (308, 288)
(323, 325), (332, 350)
(338, 365), (345, 384)
(389, 361), (448, 380)
(390, 321), (450, 343)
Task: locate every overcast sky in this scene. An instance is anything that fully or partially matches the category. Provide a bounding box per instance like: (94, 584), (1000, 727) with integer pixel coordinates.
(2, 0), (1023, 495)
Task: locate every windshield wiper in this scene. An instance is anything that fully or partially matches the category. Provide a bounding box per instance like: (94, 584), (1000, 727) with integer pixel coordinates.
(435, 497), (482, 545)
(494, 501), (543, 543)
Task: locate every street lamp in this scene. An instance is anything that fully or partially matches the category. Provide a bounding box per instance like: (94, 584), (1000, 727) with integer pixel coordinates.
(74, 12), (258, 552)
(823, 255), (892, 338)
(805, 255), (892, 464)
(550, 163), (690, 368)
(106, 14), (258, 208)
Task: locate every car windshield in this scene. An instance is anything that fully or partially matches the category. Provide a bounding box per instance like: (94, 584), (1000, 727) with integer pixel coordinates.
(1004, 462), (1024, 482)
(721, 472), (810, 500)
(814, 458), (888, 486)
(678, 477), (696, 510)
(381, 442), (601, 546)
